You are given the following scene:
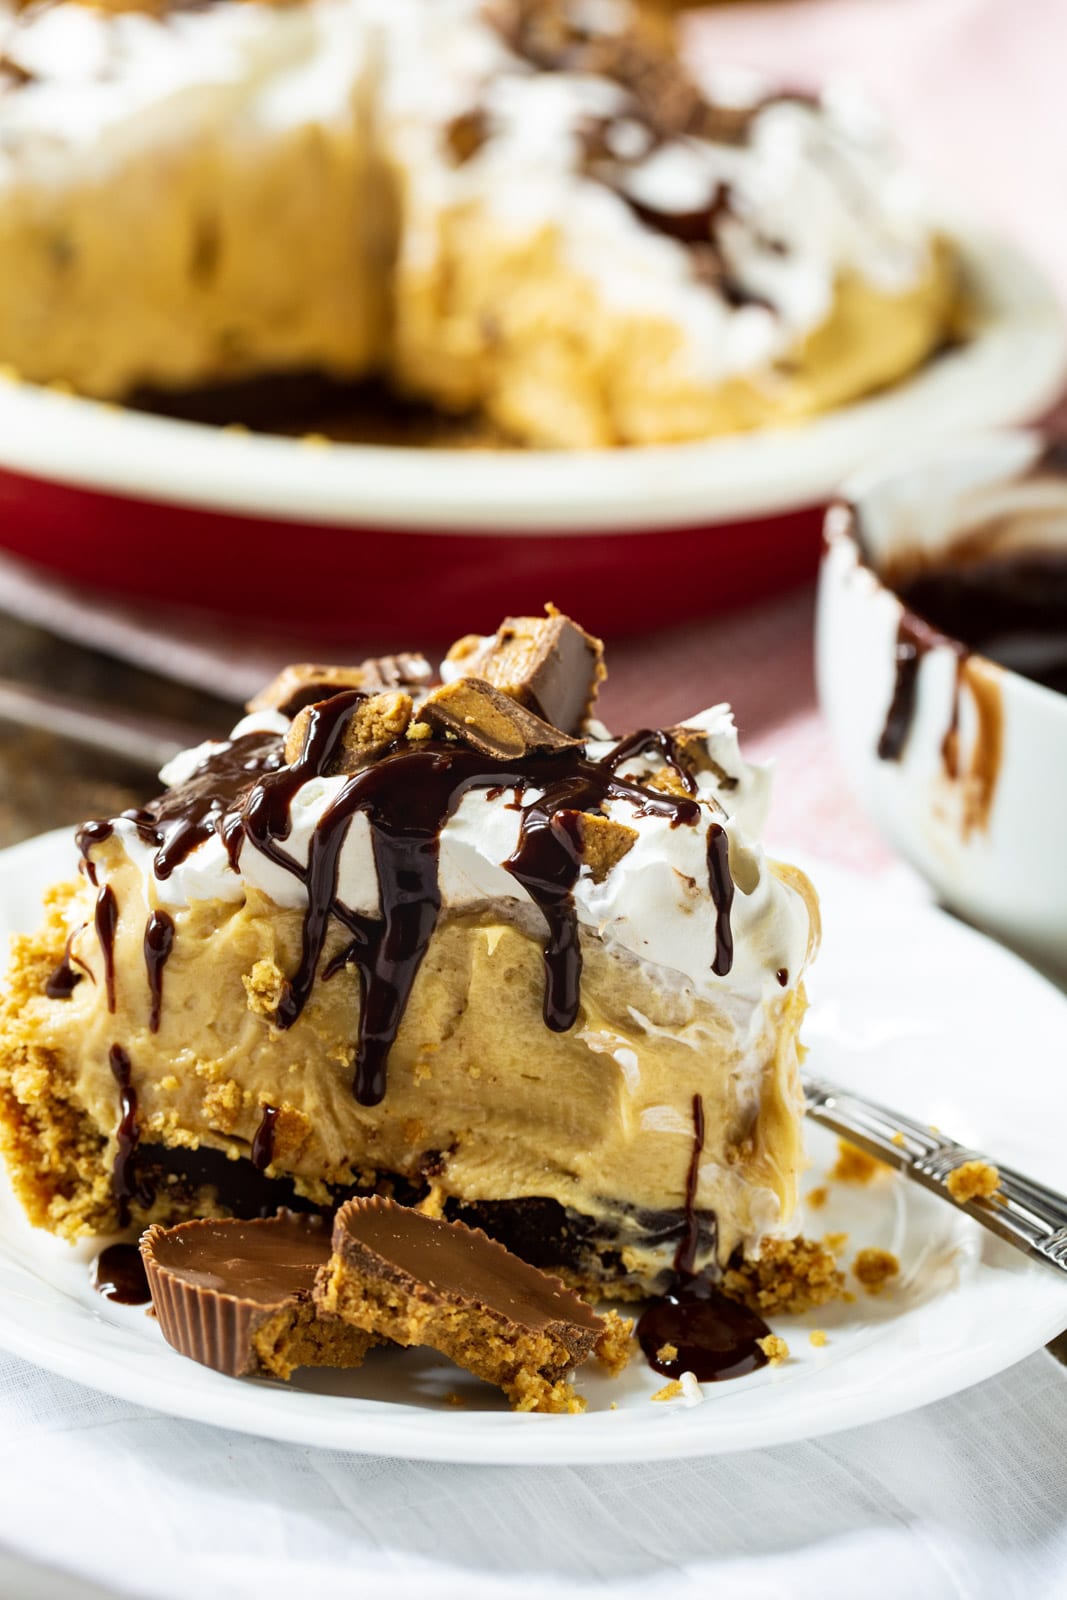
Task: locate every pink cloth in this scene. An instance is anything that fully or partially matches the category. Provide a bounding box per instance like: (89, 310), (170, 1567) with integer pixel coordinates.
(690, 0), (1067, 309)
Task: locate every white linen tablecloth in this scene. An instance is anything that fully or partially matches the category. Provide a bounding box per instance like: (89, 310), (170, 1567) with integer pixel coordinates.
(2, 1347), (1067, 1600)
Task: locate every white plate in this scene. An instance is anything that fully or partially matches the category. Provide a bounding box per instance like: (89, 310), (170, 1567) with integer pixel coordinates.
(0, 226), (1061, 532)
(0, 829), (1065, 1464)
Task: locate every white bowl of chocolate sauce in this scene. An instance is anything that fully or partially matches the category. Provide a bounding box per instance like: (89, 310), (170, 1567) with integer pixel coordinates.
(817, 429), (1067, 974)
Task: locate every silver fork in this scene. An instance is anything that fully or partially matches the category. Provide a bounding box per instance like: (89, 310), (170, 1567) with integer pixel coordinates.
(803, 1072), (1067, 1276)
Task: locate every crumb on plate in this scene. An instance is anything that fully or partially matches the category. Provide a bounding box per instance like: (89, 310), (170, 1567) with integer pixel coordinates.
(757, 1334), (789, 1365)
(853, 1247), (900, 1295)
(829, 1139), (888, 1185)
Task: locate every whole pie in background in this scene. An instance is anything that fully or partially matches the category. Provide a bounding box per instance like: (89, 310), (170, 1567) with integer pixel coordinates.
(0, 0), (957, 446)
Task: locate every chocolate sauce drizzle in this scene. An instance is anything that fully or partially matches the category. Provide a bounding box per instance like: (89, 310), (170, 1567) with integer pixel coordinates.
(143, 910), (175, 1034)
(75, 819), (113, 886)
(44, 956), (83, 1001)
(95, 886), (118, 1014)
(119, 731), (284, 880)
(77, 697), (727, 1110)
(45, 927), (92, 1000)
(251, 1104), (280, 1171)
(637, 1093), (773, 1383)
(876, 612), (959, 763)
(604, 728), (698, 795)
(92, 1243), (151, 1307)
(706, 823), (734, 978)
(109, 1043), (149, 1229)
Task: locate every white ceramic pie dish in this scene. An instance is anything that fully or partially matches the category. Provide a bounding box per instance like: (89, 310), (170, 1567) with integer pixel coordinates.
(817, 429), (1067, 974)
(0, 224), (1060, 642)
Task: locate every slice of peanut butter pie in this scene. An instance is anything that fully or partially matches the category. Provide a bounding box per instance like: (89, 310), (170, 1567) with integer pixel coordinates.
(0, 608), (829, 1304)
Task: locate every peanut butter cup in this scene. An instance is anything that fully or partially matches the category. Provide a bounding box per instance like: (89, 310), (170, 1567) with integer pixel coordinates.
(141, 1212), (377, 1381)
(317, 1197), (610, 1413)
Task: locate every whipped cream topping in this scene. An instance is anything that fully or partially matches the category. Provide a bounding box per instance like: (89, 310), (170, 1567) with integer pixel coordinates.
(0, 0), (365, 180)
(120, 696), (811, 1011)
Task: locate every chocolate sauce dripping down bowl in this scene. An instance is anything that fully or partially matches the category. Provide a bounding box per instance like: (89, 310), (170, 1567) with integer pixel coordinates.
(818, 432), (1067, 974)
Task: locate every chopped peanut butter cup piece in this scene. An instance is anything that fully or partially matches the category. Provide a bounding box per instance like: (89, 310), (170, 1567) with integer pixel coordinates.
(284, 690), (413, 771)
(444, 607), (605, 735)
(141, 1213), (378, 1381)
(317, 1196), (605, 1413)
(250, 655), (432, 720)
(418, 677), (581, 759)
(356, 652), (434, 694)
(571, 812), (638, 882)
(248, 663), (376, 719)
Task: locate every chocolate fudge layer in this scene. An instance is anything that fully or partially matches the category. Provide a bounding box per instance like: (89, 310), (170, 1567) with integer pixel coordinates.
(318, 1196), (606, 1412)
(142, 1212), (376, 1380)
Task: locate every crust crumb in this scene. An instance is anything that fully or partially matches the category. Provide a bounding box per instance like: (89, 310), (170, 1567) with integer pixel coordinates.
(595, 1310), (635, 1376)
(757, 1334), (790, 1365)
(651, 1379), (684, 1402)
(243, 958), (286, 1017)
(806, 1186), (829, 1211)
(724, 1236), (845, 1315)
(809, 1329), (828, 1348)
(829, 1140), (888, 1184)
(853, 1247), (900, 1295)
(946, 1159), (1001, 1203)
(656, 1341), (679, 1363)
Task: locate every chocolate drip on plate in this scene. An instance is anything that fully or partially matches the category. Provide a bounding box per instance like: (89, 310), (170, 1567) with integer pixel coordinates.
(637, 1092), (773, 1383)
(143, 910), (175, 1033)
(92, 1243), (151, 1306)
(637, 1288), (772, 1383)
(95, 885), (118, 1013)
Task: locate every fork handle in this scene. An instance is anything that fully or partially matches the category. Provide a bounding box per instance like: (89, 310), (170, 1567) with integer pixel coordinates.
(803, 1073), (1067, 1275)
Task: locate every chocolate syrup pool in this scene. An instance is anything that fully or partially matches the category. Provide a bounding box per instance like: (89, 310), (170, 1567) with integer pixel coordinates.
(92, 1243), (151, 1306)
(637, 1286), (771, 1383)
